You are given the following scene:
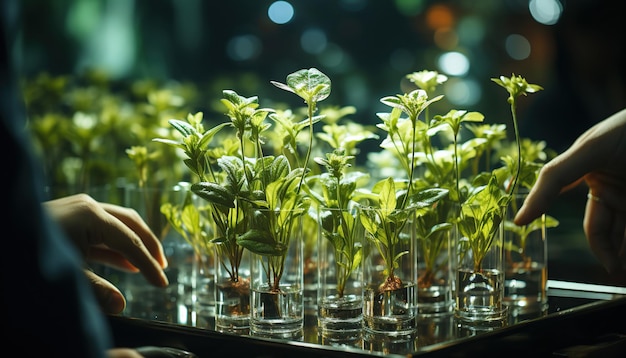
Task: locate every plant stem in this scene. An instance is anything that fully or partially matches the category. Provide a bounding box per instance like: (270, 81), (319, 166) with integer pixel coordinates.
(297, 101), (315, 197)
(401, 113), (418, 210)
(454, 132), (460, 203)
(508, 100), (522, 196)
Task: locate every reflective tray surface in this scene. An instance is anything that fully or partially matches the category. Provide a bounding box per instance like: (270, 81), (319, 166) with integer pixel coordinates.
(108, 280), (626, 357)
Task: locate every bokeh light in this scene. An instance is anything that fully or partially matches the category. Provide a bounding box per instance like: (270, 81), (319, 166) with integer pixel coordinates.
(67, 0), (136, 78)
(22, 0), (625, 140)
(395, 0), (426, 16)
(317, 43), (347, 70)
(529, 0), (562, 25)
(300, 28), (327, 55)
(437, 51), (469, 76)
(443, 77), (481, 106)
(457, 16), (485, 46)
(505, 34), (531, 61)
(433, 28), (459, 50)
(227, 35), (262, 62)
(268, 1), (294, 25)
(342, 74), (370, 111)
(426, 4), (454, 30)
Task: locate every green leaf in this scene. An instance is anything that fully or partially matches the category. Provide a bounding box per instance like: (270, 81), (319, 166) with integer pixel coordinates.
(463, 111), (485, 122)
(217, 156), (245, 189)
(407, 188), (449, 210)
(198, 122), (230, 151)
(492, 74), (543, 99)
(380, 96), (404, 110)
(168, 119), (196, 137)
(237, 229), (286, 256)
(406, 70), (448, 94)
(272, 68), (331, 104)
(269, 155), (290, 181)
(545, 215), (559, 229)
(359, 208), (381, 238)
(379, 177), (397, 215)
(191, 182), (235, 208)
(152, 138), (185, 149)
(429, 222), (453, 237)
(270, 81), (295, 94)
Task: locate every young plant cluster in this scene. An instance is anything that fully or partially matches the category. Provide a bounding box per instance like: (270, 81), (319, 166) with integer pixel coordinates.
(363, 70), (556, 289)
(23, 69), (196, 198)
(153, 67), (556, 297)
(24, 66), (557, 296)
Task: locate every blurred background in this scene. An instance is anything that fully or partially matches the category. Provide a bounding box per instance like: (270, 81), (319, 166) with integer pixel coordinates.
(18, 0), (626, 148)
(16, 0), (626, 286)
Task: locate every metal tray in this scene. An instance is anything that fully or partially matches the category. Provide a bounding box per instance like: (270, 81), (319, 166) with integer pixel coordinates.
(108, 279), (626, 357)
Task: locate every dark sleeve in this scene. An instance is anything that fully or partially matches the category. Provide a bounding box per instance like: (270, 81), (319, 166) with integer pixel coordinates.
(1, 2), (113, 357)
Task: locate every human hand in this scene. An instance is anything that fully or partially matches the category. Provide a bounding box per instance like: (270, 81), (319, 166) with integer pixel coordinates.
(43, 193), (169, 313)
(108, 346), (199, 358)
(514, 109), (626, 273)
(107, 348), (145, 358)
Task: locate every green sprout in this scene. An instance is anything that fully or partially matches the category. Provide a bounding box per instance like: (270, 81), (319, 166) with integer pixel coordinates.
(153, 112), (246, 283)
(496, 139), (559, 267)
(458, 174), (509, 271)
(455, 74), (543, 272)
(312, 148), (368, 298)
(161, 189), (214, 273)
(232, 68), (330, 292)
(360, 178), (448, 291)
(306, 105), (377, 299)
(492, 74), (543, 195)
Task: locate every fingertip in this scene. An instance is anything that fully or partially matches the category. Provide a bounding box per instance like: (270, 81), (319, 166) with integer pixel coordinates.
(513, 204), (533, 226)
(513, 207), (526, 226)
(595, 250), (622, 275)
(104, 289), (126, 314)
(603, 262), (619, 275)
(152, 242), (168, 269)
(86, 270), (127, 314)
(159, 271), (170, 287)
